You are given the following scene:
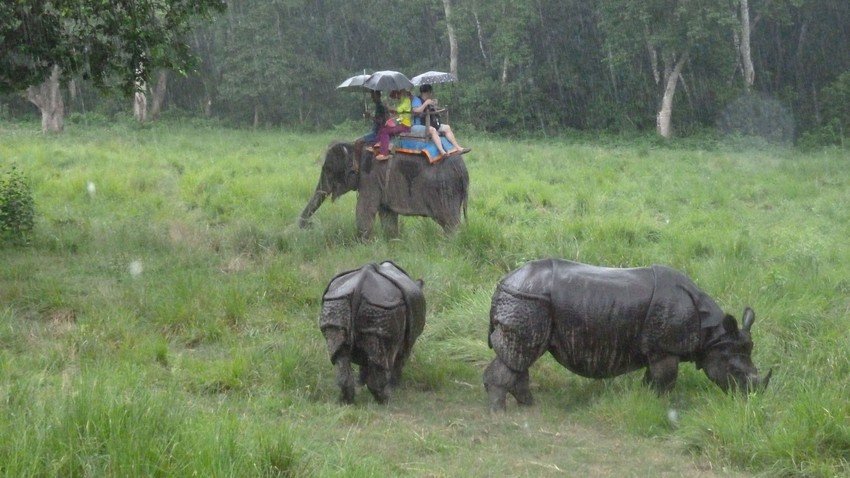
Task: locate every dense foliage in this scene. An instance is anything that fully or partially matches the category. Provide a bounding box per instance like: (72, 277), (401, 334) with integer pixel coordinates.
(0, 166), (35, 244)
(2, 0), (849, 141)
(0, 0), (225, 95)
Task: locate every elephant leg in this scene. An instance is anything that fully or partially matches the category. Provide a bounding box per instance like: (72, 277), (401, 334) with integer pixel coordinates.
(379, 207), (400, 238)
(483, 358), (532, 412)
(436, 214), (461, 234)
(334, 354), (356, 404)
(356, 193), (379, 240)
(644, 355), (680, 394)
(432, 203), (462, 234)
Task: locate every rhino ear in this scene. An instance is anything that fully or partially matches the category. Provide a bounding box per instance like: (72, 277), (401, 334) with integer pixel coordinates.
(742, 307), (755, 331)
(722, 314), (739, 334)
(416, 278), (425, 290)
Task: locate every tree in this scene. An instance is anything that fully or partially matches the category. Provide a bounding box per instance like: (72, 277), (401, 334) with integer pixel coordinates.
(442, 0), (458, 79)
(0, 0), (225, 131)
(599, 0), (737, 138)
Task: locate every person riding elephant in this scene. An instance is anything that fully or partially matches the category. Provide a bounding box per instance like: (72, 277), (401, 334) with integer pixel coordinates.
(354, 90), (387, 168)
(375, 90), (412, 160)
(299, 142), (468, 239)
(412, 84), (469, 155)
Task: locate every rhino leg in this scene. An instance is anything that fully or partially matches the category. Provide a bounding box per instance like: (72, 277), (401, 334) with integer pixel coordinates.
(483, 358), (533, 411)
(362, 361), (391, 404)
(389, 355), (404, 387)
(643, 355), (680, 394)
(334, 354), (356, 404)
(512, 369), (533, 405)
(485, 287), (551, 411)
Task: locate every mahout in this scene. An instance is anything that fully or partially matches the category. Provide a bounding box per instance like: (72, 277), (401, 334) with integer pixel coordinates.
(484, 259), (772, 411)
(319, 261), (425, 404)
(299, 143), (468, 239)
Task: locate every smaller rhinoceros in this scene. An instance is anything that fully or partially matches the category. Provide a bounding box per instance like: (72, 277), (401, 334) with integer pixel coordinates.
(319, 261), (425, 404)
(483, 259), (772, 411)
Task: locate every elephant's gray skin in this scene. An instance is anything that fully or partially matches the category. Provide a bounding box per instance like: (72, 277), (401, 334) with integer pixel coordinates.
(299, 143), (468, 239)
(319, 261), (425, 404)
(483, 259), (772, 412)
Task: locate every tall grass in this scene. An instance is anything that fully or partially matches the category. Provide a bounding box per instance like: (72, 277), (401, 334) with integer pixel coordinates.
(1, 120), (849, 476)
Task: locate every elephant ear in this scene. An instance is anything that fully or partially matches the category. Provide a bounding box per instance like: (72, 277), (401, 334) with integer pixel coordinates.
(324, 142), (357, 199)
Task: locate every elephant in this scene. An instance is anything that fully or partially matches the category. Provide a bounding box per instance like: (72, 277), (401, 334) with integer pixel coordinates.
(299, 142), (469, 239)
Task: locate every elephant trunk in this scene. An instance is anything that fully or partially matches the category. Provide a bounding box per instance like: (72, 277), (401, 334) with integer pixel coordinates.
(299, 142), (358, 228)
(299, 187), (329, 228)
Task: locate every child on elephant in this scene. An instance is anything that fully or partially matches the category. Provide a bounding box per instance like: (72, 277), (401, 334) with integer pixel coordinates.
(375, 89), (412, 160)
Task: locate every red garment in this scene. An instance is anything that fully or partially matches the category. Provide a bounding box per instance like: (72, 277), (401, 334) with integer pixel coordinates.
(376, 123), (410, 155)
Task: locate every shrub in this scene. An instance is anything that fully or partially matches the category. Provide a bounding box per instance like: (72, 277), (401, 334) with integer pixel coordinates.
(0, 166), (35, 243)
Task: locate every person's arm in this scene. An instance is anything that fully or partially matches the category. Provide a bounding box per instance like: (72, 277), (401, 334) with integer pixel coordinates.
(412, 98), (433, 114)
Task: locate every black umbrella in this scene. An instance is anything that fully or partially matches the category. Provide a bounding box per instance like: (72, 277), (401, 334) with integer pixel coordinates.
(410, 71), (457, 86)
(363, 70), (413, 92)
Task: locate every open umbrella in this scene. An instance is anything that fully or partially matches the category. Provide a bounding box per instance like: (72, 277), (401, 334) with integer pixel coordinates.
(410, 71), (457, 86)
(363, 70), (413, 91)
(337, 74), (371, 91)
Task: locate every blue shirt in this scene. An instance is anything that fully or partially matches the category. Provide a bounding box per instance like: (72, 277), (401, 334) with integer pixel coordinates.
(411, 96), (424, 126)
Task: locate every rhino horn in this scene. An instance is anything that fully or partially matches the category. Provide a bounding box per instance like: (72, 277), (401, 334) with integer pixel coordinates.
(742, 307), (755, 331)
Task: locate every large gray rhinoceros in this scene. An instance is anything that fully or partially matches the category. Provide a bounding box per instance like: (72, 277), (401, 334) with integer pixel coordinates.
(319, 261), (425, 404)
(483, 259), (772, 411)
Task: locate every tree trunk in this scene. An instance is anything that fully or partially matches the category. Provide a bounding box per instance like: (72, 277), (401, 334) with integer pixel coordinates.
(442, 0), (458, 79)
(472, 7), (488, 65)
(739, 0), (755, 89)
(26, 65), (64, 133)
(133, 80), (147, 123)
(645, 26), (660, 85)
(149, 70), (168, 120)
(656, 52), (688, 139)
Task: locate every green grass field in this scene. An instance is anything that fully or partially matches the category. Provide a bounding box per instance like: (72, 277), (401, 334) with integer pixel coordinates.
(1, 120), (849, 476)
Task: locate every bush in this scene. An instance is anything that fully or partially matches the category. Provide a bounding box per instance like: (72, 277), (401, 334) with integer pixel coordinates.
(0, 166), (35, 244)
(818, 72), (850, 145)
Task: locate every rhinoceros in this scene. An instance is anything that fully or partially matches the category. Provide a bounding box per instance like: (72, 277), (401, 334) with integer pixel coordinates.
(320, 261), (425, 404)
(483, 259), (771, 411)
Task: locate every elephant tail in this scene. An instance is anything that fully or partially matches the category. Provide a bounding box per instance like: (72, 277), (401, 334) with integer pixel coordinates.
(462, 190), (468, 223)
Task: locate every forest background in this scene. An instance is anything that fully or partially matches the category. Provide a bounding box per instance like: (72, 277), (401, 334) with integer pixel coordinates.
(2, 0), (850, 146)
